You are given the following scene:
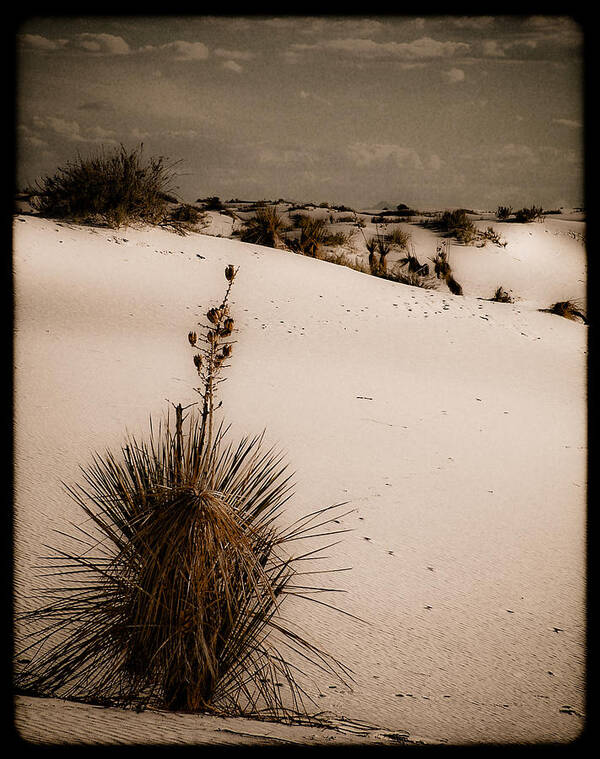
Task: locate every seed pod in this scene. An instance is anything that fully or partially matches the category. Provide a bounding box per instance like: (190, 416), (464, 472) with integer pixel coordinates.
(193, 354), (202, 371)
(188, 331), (197, 346)
(207, 330), (218, 345)
(225, 265), (236, 282)
(207, 308), (220, 325)
(221, 344), (232, 358)
(220, 317), (234, 337)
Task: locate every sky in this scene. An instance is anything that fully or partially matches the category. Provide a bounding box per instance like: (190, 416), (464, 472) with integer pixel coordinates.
(15, 14), (585, 210)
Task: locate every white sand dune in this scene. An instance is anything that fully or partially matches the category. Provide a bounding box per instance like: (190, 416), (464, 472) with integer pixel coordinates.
(13, 212), (587, 745)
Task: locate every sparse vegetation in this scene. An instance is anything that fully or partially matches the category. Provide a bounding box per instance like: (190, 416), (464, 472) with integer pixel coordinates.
(430, 242), (451, 279)
(240, 206), (290, 248)
(496, 205), (512, 220)
(539, 300), (587, 323)
(28, 144), (180, 228)
(286, 217), (330, 257)
(477, 226), (507, 248)
(446, 273), (463, 296)
(514, 205), (544, 223)
(438, 209), (478, 244)
(489, 286), (513, 303)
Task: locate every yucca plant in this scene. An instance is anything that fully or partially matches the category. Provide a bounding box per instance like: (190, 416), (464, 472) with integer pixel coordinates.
(286, 217), (330, 258)
(240, 206), (290, 248)
(445, 273), (463, 296)
(539, 299), (587, 324)
(430, 242), (452, 279)
(489, 286), (513, 303)
(15, 267), (357, 723)
(397, 244), (427, 275)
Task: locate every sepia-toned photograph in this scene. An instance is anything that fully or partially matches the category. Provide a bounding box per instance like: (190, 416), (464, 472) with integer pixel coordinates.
(12, 13), (587, 747)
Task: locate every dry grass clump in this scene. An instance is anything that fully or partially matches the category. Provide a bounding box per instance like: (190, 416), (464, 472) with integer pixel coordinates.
(514, 205), (544, 223)
(539, 300), (587, 323)
(286, 217), (330, 258)
(15, 267), (356, 723)
(28, 144), (180, 229)
(489, 286), (513, 303)
(429, 241), (463, 295)
(477, 226), (507, 248)
(438, 209), (477, 244)
(496, 205), (512, 220)
(240, 206), (290, 248)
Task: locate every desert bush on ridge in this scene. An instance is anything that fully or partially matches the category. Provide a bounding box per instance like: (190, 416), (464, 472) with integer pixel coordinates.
(514, 205), (544, 223)
(539, 299), (587, 324)
(15, 267), (358, 724)
(239, 206), (290, 248)
(28, 144), (187, 229)
(437, 209), (478, 244)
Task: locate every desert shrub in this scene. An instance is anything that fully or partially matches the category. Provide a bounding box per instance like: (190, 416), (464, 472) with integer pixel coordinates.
(15, 267), (355, 722)
(438, 209), (477, 243)
(430, 242), (452, 279)
(496, 206), (512, 220)
(197, 196), (226, 211)
(385, 226), (411, 250)
(240, 206), (290, 248)
(446, 273), (463, 296)
(168, 203), (208, 231)
(478, 226), (507, 247)
(335, 215), (356, 223)
(29, 144), (179, 228)
(489, 286), (513, 303)
(514, 205), (544, 223)
(286, 217), (329, 257)
(382, 268), (438, 289)
(398, 252), (426, 274)
(540, 300), (587, 323)
(323, 230), (350, 247)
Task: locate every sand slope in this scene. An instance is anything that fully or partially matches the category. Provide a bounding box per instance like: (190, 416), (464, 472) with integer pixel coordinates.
(13, 214), (586, 745)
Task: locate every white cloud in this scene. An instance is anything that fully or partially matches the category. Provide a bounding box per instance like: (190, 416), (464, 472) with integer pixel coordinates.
(19, 33), (68, 52)
(496, 143), (539, 163)
(141, 40), (209, 61)
(348, 142), (423, 170)
(31, 115), (118, 144)
(553, 118), (582, 129)
(76, 33), (131, 55)
(291, 36), (469, 60)
(214, 48), (254, 60)
(223, 60), (243, 73)
(442, 67), (465, 83)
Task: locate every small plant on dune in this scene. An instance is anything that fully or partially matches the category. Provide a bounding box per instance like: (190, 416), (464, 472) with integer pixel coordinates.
(477, 226), (507, 248)
(384, 268), (438, 289)
(430, 242), (452, 279)
(489, 286), (513, 303)
(286, 217), (329, 258)
(385, 226), (411, 251)
(514, 205), (544, 223)
(539, 299), (588, 324)
(197, 196), (226, 211)
(397, 244), (427, 275)
(167, 203), (209, 234)
(445, 273), (463, 296)
(29, 144), (180, 229)
(496, 205), (512, 220)
(438, 209), (477, 244)
(240, 206), (290, 249)
(15, 267), (359, 724)
(429, 242), (462, 294)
